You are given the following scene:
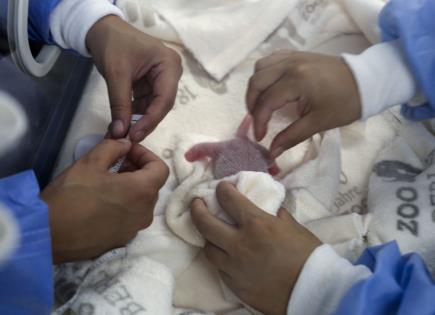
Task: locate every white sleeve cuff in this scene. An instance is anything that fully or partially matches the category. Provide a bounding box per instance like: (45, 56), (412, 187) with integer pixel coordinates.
(287, 244), (372, 315)
(342, 40), (419, 120)
(49, 0), (125, 57)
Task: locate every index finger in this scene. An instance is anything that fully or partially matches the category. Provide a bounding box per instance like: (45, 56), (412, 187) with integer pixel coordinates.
(191, 199), (237, 252)
(270, 111), (326, 157)
(130, 60), (182, 141)
(120, 144), (169, 188)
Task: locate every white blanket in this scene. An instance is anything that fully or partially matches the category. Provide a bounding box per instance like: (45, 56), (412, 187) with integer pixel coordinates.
(51, 0), (432, 314)
(124, 0), (297, 81)
(116, 0), (363, 80)
(366, 121), (435, 276)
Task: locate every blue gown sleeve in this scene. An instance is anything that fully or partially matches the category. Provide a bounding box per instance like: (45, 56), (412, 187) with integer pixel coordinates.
(0, 0), (62, 43)
(332, 241), (435, 315)
(0, 170), (54, 315)
(379, 0), (435, 121)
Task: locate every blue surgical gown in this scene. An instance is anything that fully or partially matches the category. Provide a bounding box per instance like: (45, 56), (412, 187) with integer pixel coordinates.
(1, 0), (435, 315)
(380, 0), (435, 120)
(333, 242), (435, 315)
(0, 0), (61, 43)
(334, 4), (435, 314)
(0, 171), (53, 315)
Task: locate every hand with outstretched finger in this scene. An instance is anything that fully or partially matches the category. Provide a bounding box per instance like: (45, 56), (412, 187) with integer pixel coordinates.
(246, 50), (361, 158)
(86, 16), (183, 142)
(191, 181), (321, 315)
(41, 139), (169, 263)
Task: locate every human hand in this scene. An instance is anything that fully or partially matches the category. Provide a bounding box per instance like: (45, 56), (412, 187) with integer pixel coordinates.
(246, 50), (361, 158)
(86, 15), (182, 142)
(41, 139), (169, 264)
(191, 182), (321, 315)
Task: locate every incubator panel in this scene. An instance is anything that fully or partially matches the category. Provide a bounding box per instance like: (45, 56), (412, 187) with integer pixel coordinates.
(0, 6), (92, 187)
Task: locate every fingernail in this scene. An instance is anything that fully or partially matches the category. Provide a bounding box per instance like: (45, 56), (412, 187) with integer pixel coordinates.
(255, 129), (264, 141)
(271, 147), (283, 159)
(117, 138), (131, 145)
(133, 130), (145, 142)
(192, 198), (206, 208)
(111, 120), (125, 138)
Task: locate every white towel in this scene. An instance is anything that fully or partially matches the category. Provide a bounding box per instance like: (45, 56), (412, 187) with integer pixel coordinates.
(51, 1), (403, 313)
(283, 0), (359, 51)
(166, 132), (286, 247)
(366, 121), (435, 276)
(117, 0), (297, 80)
(282, 113), (399, 225)
(275, 112), (399, 261)
(116, 0), (365, 80)
(341, 0), (386, 44)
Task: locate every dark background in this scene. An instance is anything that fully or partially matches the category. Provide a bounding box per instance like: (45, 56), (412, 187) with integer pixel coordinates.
(0, 30), (92, 187)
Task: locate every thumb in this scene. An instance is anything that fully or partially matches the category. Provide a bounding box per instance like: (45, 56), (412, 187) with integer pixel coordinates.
(86, 139), (132, 170)
(277, 207), (296, 223)
(106, 73), (133, 139)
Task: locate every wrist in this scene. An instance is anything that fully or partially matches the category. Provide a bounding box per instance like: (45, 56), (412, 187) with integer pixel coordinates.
(86, 15), (124, 57)
(267, 241), (322, 315)
(40, 191), (62, 264)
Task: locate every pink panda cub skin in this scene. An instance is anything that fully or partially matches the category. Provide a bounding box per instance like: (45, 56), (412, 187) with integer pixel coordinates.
(185, 115), (280, 179)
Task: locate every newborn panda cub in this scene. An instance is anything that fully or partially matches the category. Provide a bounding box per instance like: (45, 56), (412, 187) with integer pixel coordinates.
(185, 115), (280, 178)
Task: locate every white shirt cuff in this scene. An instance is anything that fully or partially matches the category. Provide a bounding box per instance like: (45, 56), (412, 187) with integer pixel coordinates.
(342, 40), (419, 120)
(49, 0), (125, 57)
(287, 244), (372, 315)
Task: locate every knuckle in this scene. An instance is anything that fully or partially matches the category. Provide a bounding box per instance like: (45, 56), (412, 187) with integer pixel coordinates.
(216, 181), (232, 199)
(234, 241), (246, 255)
(203, 244), (216, 262)
(160, 162), (170, 181)
(151, 163), (170, 187)
(245, 215), (265, 229)
(111, 104), (129, 118)
(164, 48), (183, 71)
(62, 167), (82, 184)
(248, 75), (261, 90)
(255, 92), (269, 108)
(232, 242), (249, 263)
(236, 290), (250, 303)
(292, 63), (311, 78)
(170, 49), (182, 65)
(143, 186), (159, 201)
(105, 64), (129, 81)
(85, 151), (104, 166)
(120, 230), (138, 245)
(254, 59), (266, 71)
(141, 213), (154, 228)
(194, 212), (208, 231)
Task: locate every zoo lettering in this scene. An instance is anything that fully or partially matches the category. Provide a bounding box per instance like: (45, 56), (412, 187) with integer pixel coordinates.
(396, 187), (419, 236)
(396, 173), (435, 236)
(300, 0), (328, 21)
(427, 173), (435, 222)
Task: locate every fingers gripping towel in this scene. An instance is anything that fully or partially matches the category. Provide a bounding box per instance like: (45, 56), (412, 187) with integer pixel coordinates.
(166, 133), (286, 247)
